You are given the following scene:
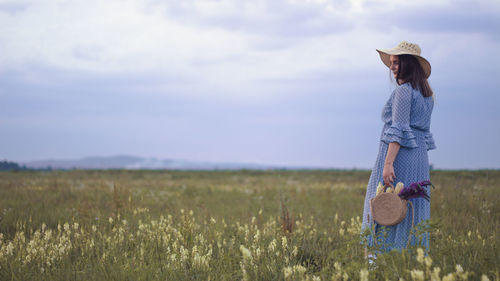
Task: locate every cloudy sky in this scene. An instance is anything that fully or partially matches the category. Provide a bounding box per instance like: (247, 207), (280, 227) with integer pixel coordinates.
(1, 0), (499, 169)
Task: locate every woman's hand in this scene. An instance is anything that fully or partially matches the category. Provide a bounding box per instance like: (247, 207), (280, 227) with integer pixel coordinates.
(383, 142), (400, 186)
(383, 163), (396, 186)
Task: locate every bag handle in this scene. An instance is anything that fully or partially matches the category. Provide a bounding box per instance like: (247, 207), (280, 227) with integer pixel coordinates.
(383, 183), (394, 193)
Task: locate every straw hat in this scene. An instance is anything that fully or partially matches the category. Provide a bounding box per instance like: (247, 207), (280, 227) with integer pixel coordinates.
(376, 41), (431, 78)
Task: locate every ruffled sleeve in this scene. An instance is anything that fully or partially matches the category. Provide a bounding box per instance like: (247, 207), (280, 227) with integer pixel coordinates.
(382, 123), (418, 148)
(381, 85), (419, 148)
(424, 132), (437, 150)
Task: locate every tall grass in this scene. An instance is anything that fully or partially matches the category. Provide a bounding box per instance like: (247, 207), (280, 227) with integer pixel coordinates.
(0, 170), (498, 280)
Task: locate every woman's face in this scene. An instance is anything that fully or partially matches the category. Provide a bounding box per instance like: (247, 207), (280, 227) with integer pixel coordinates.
(389, 55), (400, 79)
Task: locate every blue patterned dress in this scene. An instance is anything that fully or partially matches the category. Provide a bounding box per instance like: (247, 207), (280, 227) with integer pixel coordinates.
(361, 82), (436, 252)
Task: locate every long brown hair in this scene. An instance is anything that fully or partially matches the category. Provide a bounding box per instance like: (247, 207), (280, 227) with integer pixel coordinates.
(396, 54), (433, 97)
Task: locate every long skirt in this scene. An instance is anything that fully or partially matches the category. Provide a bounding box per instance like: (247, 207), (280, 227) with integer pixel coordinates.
(361, 129), (431, 252)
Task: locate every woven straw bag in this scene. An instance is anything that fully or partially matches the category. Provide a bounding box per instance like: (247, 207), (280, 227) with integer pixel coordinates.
(370, 190), (408, 226)
(368, 185), (418, 247)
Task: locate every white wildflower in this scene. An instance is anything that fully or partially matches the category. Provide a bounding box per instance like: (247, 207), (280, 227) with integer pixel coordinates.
(6, 242), (14, 256)
(360, 269), (369, 281)
(410, 270), (425, 281)
(424, 256), (432, 268)
(481, 274), (491, 281)
(293, 265), (306, 275)
(254, 230), (260, 242)
(240, 245), (252, 263)
(442, 273), (455, 281)
(395, 182), (404, 194)
(283, 266), (293, 279)
(376, 182), (384, 195)
(268, 239), (276, 252)
(431, 267), (441, 281)
(416, 248), (424, 264)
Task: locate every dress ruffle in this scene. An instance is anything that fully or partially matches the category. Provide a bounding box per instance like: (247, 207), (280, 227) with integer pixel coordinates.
(381, 122), (418, 148)
(424, 132), (437, 151)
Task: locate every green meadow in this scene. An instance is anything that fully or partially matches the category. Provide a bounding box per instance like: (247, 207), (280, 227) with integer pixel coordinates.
(0, 170), (498, 280)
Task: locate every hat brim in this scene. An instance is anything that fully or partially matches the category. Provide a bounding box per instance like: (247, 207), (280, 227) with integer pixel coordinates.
(376, 48), (431, 78)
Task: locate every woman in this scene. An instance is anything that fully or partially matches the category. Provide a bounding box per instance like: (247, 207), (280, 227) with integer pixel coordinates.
(361, 41), (436, 254)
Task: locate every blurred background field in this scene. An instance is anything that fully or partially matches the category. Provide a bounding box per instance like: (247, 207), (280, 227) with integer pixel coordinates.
(0, 170), (498, 280)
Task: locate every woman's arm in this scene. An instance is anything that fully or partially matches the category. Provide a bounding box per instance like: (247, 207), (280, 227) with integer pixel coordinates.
(383, 142), (400, 186)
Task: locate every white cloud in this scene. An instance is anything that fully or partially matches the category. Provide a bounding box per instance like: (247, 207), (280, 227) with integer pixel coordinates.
(0, 0), (251, 73)
(0, 0), (359, 77)
(1, 0), (499, 96)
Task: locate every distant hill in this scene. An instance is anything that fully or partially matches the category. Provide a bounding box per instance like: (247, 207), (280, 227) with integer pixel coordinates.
(23, 155), (285, 170)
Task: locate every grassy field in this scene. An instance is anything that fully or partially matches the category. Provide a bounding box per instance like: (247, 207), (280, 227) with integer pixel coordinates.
(0, 170), (498, 280)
